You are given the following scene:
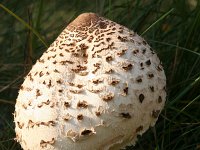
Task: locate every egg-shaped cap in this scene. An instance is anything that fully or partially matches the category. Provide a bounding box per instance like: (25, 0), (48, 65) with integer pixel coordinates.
(14, 12), (166, 150)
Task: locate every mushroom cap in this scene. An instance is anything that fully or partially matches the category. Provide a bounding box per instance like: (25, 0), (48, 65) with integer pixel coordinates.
(14, 13), (166, 150)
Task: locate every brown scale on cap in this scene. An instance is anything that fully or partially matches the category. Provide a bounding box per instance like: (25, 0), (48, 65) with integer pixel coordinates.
(136, 76), (143, 83)
(107, 78), (120, 86)
(140, 62), (143, 68)
(149, 86), (154, 92)
(122, 63), (133, 71)
(22, 104), (27, 109)
(100, 92), (114, 102)
(28, 101), (32, 107)
(92, 63), (101, 73)
(28, 73), (34, 81)
(158, 96), (162, 103)
(118, 26), (124, 33)
(52, 54), (57, 58)
(52, 60), (57, 64)
(93, 63), (101, 68)
(157, 64), (163, 71)
(27, 121), (56, 128)
(59, 53), (64, 57)
(60, 60), (74, 65)
(79, 43), (88, 51)
(50, 102), (55, 108)
(92, 78), (103, 84)
(99, 21), (107, 29)
(152, 110), (160, 118)
(81, 129), (93, 136)
(106, 37), (111, 42)
(64, 102), (71, 108)
(107, 31), (115, 35)
(17, 122), (24, 129)
(123, 87), (128, 95)
(86, 85), (102, 93)
(19, 85), (24, 90)
(87, 35), (94, 43)
(56, 79), (63, 84)
(118, 36), (128, 42)
(36, 89), (41, 98)
(25, 87), (32, 92)
(66, 42), (76, 47)
(120, 112), (131, 119)
(95, 111), (101, 116)
(34, 72), (38, 76)
(133, 49), (139, 55)
(28, 120), (35, 128)
(37, 103), (43, 108)
(38, 58), (45, 63)
(58, 89), (63, 93)
(69, 89), (82, 94)
(148, 73), (154, 79)
(142, 48), (146, 54)
(44, 99), (50, 105)
(145, 59), (151, 66)
(71, 65), (87, 73)
(105, 68), (114, 74)
(163, 86), (167, 91)
(42, 81), (46, 85)
(107, 42), (115, 49)
(106, 56), (113, 62)
(40, 138), (55, 148)
(77, 100), (88, 108)
(117, 49), (127, 56)
(69, 82), (75, 86)
(77, 114), (84, 120)
(136, 125), (143, 133)
(40, 121), (56, 127)
(39, 71), (44, 77)
(139, 94), (145, 103)
(37, 99), (51, 108)
(63, 113), (72, 121)
(49, 48), (56, 52)
(142, 40), (147, 45)
(111, 27), (116, 31)
(72, 53), (80, 57)
(47, 56), (51, 60)
(54, 69), (60, 73)
(76, 84), (83, 88)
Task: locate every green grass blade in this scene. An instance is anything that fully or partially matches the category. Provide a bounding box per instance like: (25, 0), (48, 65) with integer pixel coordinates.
(168, 95), (200, 124)
(141, 8), (174, 35)
(149, 40), (200, 56)
(0, 99), (15, 105)
(169, 76), (200, 106)
(35, 0), (44, 30)
(0, 3), (48, 48)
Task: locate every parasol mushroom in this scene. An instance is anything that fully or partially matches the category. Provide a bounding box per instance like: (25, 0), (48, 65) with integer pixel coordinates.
(14, 13), (166, 150)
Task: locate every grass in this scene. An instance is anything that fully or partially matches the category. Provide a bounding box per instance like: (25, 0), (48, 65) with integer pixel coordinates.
(0, 0), (199, 149)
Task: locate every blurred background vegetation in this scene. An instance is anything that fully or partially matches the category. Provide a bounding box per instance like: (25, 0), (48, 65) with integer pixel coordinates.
(0, 0), (200, 149)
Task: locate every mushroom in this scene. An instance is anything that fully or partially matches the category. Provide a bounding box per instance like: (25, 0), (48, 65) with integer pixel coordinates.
(14, 13), (166, 150)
